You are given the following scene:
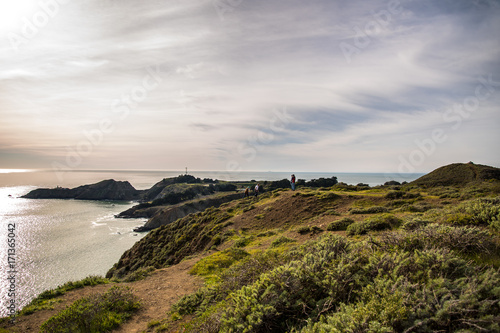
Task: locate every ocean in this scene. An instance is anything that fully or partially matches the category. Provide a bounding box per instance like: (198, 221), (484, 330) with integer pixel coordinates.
(0, 169), (423, 317)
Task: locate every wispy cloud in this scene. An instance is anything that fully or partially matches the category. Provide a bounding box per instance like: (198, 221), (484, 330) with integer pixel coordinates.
(0, 0), (499, 172)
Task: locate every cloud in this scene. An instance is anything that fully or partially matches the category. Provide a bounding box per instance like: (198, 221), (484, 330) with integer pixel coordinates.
(0, 0), (499, 172)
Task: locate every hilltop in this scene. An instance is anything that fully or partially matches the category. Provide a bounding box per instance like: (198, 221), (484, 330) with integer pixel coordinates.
(2, 163), (500, 332)
(410, 162), (500, 187)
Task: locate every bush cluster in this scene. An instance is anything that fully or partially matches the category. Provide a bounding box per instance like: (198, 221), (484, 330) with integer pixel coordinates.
(446, 198), (500, 230)
(346, 214), (400, 236)
(380, 223), (498, 256)
(326, 217), (354, 231)
(178, 234), (500, 332)
(350, 206), (389, 214)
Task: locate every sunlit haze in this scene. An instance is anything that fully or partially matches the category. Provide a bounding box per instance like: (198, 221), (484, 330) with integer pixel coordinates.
(1, 0), (499, 173)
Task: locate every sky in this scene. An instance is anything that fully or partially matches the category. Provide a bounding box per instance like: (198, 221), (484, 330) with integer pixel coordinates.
(1, 0), (499, 174)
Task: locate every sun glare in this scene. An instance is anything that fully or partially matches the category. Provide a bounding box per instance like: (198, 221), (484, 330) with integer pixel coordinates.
(0, 169), (32, 174)
(0, 1), (39, 33)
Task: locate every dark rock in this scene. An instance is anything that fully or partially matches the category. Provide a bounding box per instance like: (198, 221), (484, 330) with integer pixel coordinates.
(22, 179), (142, 201)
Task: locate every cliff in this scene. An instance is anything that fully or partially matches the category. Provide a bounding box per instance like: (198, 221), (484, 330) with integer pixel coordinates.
(141, 192), (242, 230)
(22, 179), (142, 201)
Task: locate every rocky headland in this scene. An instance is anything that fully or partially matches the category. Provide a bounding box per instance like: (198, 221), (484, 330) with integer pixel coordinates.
(21, 179), (142, 201)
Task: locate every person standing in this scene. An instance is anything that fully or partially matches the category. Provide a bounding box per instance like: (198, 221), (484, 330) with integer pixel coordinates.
(254, 184), (260, 197)
(244, 187), (250, 198)
(290, 174), (296, 191)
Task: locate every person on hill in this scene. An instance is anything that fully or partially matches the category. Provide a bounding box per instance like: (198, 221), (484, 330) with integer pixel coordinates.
(290, 174), (296, 191)
(254, 184), (260, 197)
(244, 187), (250, 198)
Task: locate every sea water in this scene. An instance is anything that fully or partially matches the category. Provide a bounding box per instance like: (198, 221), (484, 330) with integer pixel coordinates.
(0, 169), (423, 317)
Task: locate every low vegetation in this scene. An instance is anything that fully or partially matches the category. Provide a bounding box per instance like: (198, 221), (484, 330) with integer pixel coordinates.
(40, 286), (139, 333)
(20, 276), (109, 315)
(174, 233), (500, 332)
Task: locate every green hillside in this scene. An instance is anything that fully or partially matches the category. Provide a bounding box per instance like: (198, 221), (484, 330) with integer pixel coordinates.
(411, 162), (500, 187)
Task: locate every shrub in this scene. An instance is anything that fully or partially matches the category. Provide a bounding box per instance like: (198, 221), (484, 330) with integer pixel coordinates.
(379, 223), (498, 256)
(233, 236), (254, 248)
(452, 198), (500, 230)
(190, 248), (250, 277)
(297, 226), (323, 235)
(327, 217), (354, 231)
(401, 217), (429, 231)
(40, 287), (140, 333)
(350, 206), (389, 214)
(122, 266), (155, 282)
(316, 192), (341, 201)
(297, 226), (312, 234)
(385, 191), (404, 199)
(271, 236), (296, 248)
(21, 276), (109, 315)
(346, 214), (400, 236)
(322, 209), (340, 216)
(180, 232), (500, 332)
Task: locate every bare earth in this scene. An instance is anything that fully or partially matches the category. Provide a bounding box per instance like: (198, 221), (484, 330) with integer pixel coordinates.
(2, 257), (203, 333)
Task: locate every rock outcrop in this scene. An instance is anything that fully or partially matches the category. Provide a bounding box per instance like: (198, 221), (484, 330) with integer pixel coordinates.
(22, 179), (142, 201)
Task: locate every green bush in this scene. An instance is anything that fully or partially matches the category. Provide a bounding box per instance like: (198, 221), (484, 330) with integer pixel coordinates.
(271, 236), (296, 247)
(173, 250), (287, 318)
(178, 231), (500, 333)
(297, 226), (312, 234)
(350, 206), (389, 214)
(316, 192), (341, 201)
(121, 266), (155, 282)
(21, 275), (109, 315)
(190, 248), (249, 277)
(380, 223), (497, 256)
(450, 198), (500, 229)
(40, 287), (140, 333)
(326, 217), (354, 231)
(346, 214), (400, 236)
(401, 216), (429, 231)
(215, 234), (500, 332)
(233, 236), (254, 248)
(297, 226), (323, 235)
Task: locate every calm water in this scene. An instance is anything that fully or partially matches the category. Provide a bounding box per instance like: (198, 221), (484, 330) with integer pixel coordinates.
(0, 169), (423, 317)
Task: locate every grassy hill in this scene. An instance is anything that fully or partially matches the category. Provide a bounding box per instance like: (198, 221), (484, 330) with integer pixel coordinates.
(2, 163), (500, 332)
(411, 162), (500, 187)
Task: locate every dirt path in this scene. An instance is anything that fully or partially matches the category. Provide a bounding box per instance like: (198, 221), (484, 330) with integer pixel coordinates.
(113, 257), (203, 333)
(2, 257), (203, 333)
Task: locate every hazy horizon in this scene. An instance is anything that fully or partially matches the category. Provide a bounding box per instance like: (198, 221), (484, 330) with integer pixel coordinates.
(1, 0), (499, 174)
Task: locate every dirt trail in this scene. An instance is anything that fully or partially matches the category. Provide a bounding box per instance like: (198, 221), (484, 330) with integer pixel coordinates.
(2, 257), (203, 333)
(113, 257), (202, 333)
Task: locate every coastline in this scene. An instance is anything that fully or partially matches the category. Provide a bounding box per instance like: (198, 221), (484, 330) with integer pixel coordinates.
(0, 170), (425, 317)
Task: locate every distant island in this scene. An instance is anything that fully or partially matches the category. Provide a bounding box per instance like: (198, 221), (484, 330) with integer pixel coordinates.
(5, 162), (500, 332)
